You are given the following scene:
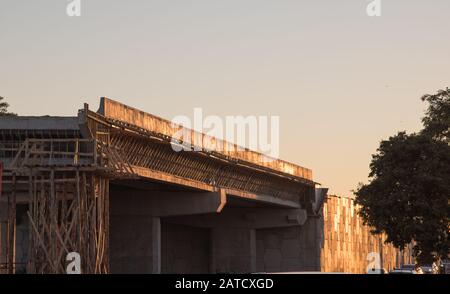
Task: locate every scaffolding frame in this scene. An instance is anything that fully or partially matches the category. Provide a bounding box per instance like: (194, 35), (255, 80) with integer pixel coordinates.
(1, 137), (133, 274)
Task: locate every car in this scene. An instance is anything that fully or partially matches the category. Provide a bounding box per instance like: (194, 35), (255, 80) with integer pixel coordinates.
(389, 269), (419, 274)
(421, 263), (439, 274)
(388, 264), (424, 274)
(400, 264), (416, 270)
(401, 264), (423, 274)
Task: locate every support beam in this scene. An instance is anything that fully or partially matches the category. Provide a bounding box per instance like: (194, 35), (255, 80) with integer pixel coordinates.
(165, 207), (308, 229)
(225, 189), (300, 209)
(152, 217), (161, 274)
(132, 166), (214, 192)
(110, 190), (224, 217)
(250, 229), (257, 273)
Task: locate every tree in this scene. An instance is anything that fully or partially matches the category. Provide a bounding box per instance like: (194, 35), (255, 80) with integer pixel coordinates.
(0, 96), (17, 116)
(421, 87), (450, 143)
(355, 88), (450, 265)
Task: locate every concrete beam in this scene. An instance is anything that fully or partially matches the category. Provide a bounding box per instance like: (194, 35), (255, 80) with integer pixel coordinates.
(165, 207), (308, 229)
(111, 190), (224, 217)
(312, 187), (329, 215)
(132, 166), (214, 193)
(0, 116), (79, 130)
(225, 188), (300, 209)
(111, 183), (300, 218)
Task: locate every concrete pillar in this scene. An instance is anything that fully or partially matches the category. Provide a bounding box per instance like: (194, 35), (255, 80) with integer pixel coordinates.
(250, 229), (257, 272)
(209, 229), (216, 273)
(302, 217), (321, 271)
(152, 217), (161, 274)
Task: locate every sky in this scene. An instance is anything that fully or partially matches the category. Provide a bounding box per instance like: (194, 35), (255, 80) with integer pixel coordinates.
(0, 0), (449, 195)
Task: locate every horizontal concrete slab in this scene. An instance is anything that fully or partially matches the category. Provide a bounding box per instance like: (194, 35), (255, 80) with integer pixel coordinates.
(0, 116), (80, 130)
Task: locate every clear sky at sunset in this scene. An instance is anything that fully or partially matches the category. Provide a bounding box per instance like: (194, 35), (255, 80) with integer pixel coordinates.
(1, 0), (449, 195)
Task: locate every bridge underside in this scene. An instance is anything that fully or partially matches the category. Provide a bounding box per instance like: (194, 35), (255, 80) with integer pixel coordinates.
(1, 175), (320, 274)
(109, 179), (320, 274)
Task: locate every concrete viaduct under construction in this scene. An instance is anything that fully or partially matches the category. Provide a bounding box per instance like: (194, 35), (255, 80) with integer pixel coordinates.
(0, 98), (407, 274)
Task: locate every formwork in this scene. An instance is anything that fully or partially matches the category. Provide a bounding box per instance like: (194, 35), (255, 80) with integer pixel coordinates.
(0, 106), (134, 273)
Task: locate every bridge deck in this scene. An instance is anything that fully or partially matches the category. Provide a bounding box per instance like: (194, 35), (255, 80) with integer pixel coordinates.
(97, 97), (313, 182)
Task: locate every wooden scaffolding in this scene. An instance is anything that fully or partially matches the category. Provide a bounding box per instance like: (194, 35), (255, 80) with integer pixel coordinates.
(1, 137), (133, 274)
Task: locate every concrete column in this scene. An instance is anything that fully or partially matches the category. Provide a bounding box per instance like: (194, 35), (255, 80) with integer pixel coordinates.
(209, 229), (216, 273)
(152, 217), (161, 274)
(249, 229), (257, 273)
(302, 217), (321, 271)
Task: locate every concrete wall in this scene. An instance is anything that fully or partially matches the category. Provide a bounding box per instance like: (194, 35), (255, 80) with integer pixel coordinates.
(255, 195), (412, 274)
(110, 214), (157, 273)
(210, 227), (256, 273)
(161, 222), (209, 273)
(319, 195), (413, 273)
(109, 185), (223, 274)
(256, 218), (321, 273)
(109, 185), (410, 274)
(110, 185), (276, 274)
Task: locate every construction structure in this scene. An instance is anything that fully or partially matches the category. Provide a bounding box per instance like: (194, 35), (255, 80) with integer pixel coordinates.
(0, 98), (408, 274)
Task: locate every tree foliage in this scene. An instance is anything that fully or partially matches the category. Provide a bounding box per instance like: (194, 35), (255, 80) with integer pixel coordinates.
(0, 96), (17, 116)
(421, 88), (450, 142)
(355, 88), (450, 264)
